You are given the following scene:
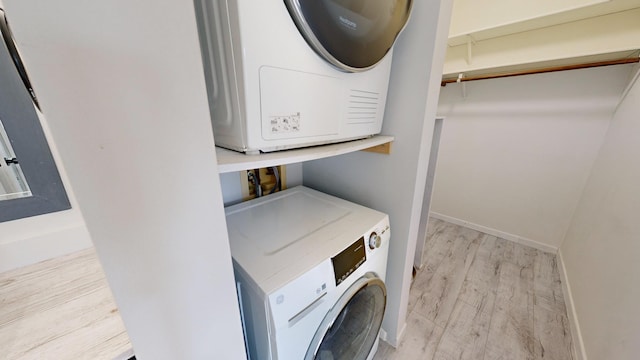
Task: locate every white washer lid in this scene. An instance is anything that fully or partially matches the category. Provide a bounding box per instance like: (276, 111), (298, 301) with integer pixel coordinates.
(226, 188), (350, 255)
(225, 186), (387, 294)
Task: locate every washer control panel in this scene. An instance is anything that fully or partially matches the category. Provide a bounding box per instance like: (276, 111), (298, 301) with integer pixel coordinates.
(331, 237), (366, 286)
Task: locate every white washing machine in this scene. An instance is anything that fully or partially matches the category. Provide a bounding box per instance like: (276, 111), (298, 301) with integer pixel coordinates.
(225, 186), (390, 360)
(194, 0), (412, 153)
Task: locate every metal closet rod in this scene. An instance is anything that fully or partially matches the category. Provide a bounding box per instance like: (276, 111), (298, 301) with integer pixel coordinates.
(441, 57), (640, 86)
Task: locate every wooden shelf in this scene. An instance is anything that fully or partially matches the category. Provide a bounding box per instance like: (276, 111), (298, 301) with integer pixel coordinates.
(216, 135), (394, 173)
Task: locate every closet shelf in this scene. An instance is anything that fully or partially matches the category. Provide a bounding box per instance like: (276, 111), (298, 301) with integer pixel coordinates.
(447, 0), (639, 47)
(443, 7), (640, 79)
(216, 135), (394, 173)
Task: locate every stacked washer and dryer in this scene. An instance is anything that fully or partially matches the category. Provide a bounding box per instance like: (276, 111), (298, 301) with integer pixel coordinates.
(194, 1), (411, 359)
(226, 187), (390, 360)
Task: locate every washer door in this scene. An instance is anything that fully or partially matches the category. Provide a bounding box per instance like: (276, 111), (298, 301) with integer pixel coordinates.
(285, 0), (412, 72)
(305, 273), (387, 360)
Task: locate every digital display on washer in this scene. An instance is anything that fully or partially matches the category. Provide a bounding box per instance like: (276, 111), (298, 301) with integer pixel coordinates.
(332, 237), (366, 286)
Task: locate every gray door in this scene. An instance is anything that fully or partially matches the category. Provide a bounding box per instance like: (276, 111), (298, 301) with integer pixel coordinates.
(285, 0), (412, 72)
(0, 7), (70, 221)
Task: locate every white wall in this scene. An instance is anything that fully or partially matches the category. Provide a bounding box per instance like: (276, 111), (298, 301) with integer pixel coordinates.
(303, 0), (453, 346)
(433, 65), (634, 250)
(4, 0), (247, 358)
(0, 195), (90, 273)
(560, 68), (640, 360)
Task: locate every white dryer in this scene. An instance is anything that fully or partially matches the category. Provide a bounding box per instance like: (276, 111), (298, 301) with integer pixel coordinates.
(225, 186), (390, 360)
(194, 0), (412, 153)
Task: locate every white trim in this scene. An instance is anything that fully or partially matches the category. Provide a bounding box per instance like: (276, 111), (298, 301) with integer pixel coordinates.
(378, 328), (388, 343)
(394, 321), (407, 347)
(381, 321), (406, 348)
(0, 225), (91, 272)
(429, 212), (558, 253)
(113, 348), (135, 360)
(557, 249), (588, 360)
(615, 61), (640, 113)
(377, 310), (406, 349)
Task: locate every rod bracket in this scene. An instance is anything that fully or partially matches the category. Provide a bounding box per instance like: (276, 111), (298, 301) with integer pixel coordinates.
(465, 35), (476, 65)
(457, 73), (467, 98)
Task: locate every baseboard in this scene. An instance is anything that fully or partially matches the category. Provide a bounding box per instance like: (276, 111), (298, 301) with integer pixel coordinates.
(557, 249), (588, 360)
(0, 225), (92, 272)
(380, 320), (407, 348)
(394, 321), (407, 347)
(429, 212), (558, 254)
(378, 328), (388, 343)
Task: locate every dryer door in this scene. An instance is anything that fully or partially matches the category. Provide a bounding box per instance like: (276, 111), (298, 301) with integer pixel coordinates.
(285, 0), (412, 72)
(305, 273), (386, 360)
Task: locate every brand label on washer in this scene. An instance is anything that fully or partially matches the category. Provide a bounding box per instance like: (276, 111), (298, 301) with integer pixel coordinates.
(269, 113), (300, 134)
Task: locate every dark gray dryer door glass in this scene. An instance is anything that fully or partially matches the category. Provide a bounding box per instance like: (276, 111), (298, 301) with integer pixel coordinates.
(305, 274), (386, 360)
(285, 0), (412, 72)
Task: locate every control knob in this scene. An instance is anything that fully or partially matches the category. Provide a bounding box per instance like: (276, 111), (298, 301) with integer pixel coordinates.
(369, 232), (381, 249)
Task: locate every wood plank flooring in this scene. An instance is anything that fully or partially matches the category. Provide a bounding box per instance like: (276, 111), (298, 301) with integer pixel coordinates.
(0, 248), (131, 360)
(375, 218), (575, 360)
(0, 218), (574, 360)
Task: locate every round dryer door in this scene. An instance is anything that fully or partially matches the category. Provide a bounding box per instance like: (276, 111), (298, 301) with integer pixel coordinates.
(285, 0), (412, 72)
(305, 273), (387, 360)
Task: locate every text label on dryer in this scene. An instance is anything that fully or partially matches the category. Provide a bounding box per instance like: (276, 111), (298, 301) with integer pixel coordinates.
(338, 16), (357, 30)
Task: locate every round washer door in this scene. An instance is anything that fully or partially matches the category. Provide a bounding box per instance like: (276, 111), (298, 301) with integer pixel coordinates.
(285, 0), (412, 72)
(305, 273), (387, 360)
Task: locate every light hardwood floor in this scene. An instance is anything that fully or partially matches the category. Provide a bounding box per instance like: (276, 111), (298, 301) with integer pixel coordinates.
(1, 218), (573, 360)
(0, 248), (132, 360)
(374, 218), (575, 360)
